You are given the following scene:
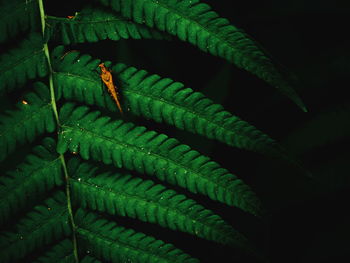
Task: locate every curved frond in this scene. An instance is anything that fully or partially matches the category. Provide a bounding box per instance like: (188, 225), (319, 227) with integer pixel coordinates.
(97, 0), (306, 111)
(45, 6), (170, 44)
(0, 138), (62, 225)
(57, 104), (263, 216)
(0, 0), (39, 43)
(69, 159), (253, 251)
(33, 239), (75, 263)
(115, 63), (309, 176)
(52, 49), (288, 161)
(0, 83), (56, 161)
(75, 209), (199, 263)
(0, 192), (71, 263)
(0, 33), (48, 93)
(114, 64), (287, 158)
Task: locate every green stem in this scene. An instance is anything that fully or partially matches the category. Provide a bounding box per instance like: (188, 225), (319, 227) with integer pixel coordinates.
(38, 0), (79, 262)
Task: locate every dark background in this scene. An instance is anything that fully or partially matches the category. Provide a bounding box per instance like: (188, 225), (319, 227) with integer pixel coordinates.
(9, 0), (350, 262)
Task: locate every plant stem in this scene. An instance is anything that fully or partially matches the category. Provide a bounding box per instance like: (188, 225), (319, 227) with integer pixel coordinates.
(38, 0), (79, 262)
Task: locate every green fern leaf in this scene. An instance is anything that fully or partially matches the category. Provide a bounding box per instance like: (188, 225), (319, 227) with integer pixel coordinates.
(33, 238), (103, 262)
(0, 83), (56, 161)
(114, 63), (287, 158)
(75, 209), (199, 263)
(69, 159), (253, 250)
(0, 0), (40, 43)
(32, 239), (75, 263)
(0, 138), (62, 225)
(57, 103), (263, 216)
(0, 33), (48, 93)
(0, 192), (71, 263)
(97, 0), (306, 111)
(52, 49), (287, 161)
(45, 6), (169, 44)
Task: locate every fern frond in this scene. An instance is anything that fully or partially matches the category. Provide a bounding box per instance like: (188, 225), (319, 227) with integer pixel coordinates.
(97, 0), (306, 111)
(52, 49), (286, 161)
(32, 239), (75, 263)
(69, 159), (253, 250)
(0, 0), (39, 43)
(45, 6), (169, 44)
(57, 103), (263, 216)
(114, 63), (287, 157)
(75, 209), (199, 263)
(0, 138), (62, 225)
(0, 192), (71, 263)
(0, 33), (48, 93)
(0, 83), (56, 161)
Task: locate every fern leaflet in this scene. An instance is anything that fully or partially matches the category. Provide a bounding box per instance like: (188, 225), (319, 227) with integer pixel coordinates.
(53, 48), (290, 163)
(69, 159), (253, 250)
(0, 193), (71, 263)
(45, 6), (170, 44)
(0, 138), (62, 225)
(0, 83), (56, 161)
(0, 33), (48, 93)
(75, 209), (199, 263)
(0, 0), (40, 43)
(97, 0), (306, 111)
(32, 239), (75, 263)
(57, 103), (263, 216)
(32, 238), (103, 263)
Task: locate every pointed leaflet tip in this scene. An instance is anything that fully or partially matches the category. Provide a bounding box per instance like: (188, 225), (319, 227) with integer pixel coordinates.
(292, 92), (308, 112)
(279, 81), (308, 112)
(297, 99), (308, 113)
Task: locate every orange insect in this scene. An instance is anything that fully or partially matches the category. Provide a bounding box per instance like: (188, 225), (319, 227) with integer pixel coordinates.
(67, 12), (78, 19)
(98, 63), (123, 114)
